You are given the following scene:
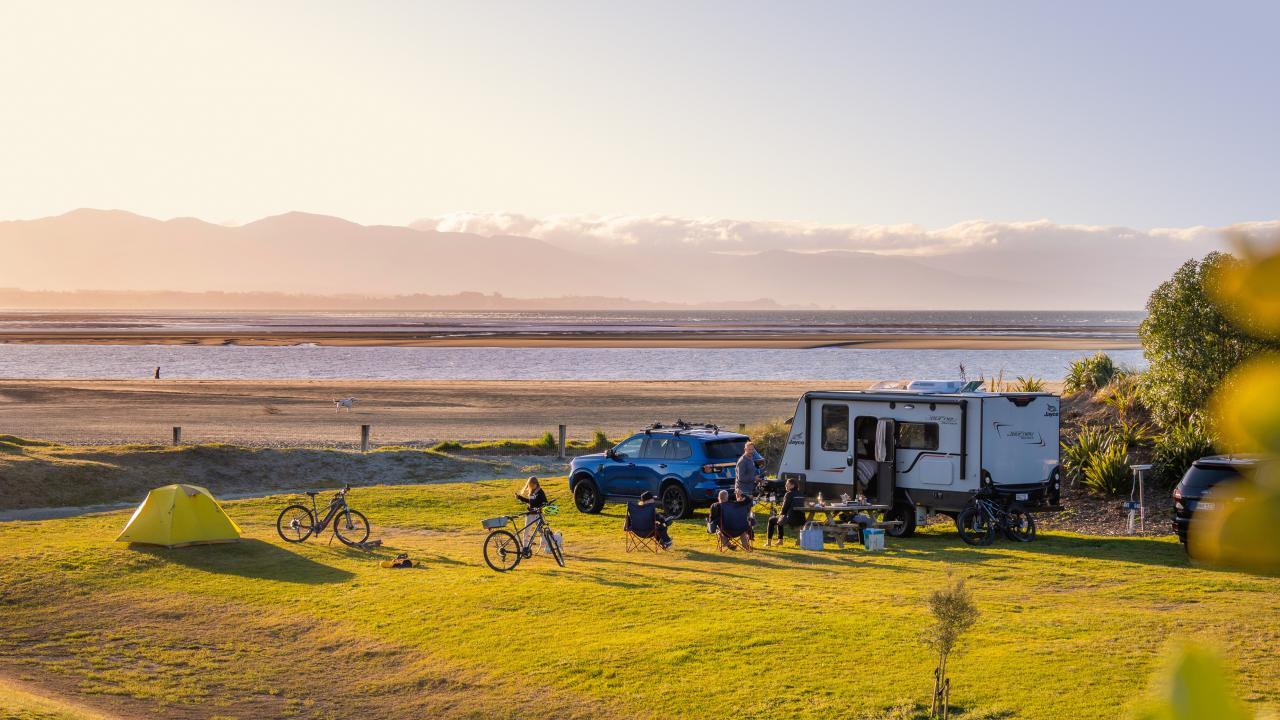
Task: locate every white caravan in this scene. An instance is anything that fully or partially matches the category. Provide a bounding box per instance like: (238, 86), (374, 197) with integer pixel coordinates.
(775, 380), (1062, 537)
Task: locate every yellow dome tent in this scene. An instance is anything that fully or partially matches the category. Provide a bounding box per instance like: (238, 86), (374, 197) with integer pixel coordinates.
(116, 484), (241, 547)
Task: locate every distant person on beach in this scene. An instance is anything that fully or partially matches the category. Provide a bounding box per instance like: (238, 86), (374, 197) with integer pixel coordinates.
(154, 366), (160, 380)
(735, 442), (760, 498)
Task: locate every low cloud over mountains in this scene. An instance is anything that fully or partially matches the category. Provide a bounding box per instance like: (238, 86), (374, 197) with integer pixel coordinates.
(0, 209), (1253, 309)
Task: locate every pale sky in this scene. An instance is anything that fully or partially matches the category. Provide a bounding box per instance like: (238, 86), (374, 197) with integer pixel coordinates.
(2, 0), (1278, 229)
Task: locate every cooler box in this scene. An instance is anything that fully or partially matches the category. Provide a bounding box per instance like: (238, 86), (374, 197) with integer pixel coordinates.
(863, 528), (885, 551)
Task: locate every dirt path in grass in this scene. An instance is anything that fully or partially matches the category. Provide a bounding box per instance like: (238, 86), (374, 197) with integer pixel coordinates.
(0, 672), (124, 720)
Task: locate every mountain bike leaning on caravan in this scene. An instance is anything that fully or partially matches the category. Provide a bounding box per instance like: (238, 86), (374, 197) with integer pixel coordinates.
(276, 484), (371, 546)
(481, 499), (565, 572)
(956, 485), (1036, 546)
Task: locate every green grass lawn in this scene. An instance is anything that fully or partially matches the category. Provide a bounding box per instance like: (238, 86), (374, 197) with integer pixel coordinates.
(0, 477), (1276, 719)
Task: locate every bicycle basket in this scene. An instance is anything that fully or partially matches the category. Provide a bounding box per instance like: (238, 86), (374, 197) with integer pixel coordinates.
(481, 516), (508, 529)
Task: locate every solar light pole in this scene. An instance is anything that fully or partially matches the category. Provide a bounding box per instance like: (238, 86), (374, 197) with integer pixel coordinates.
(1126, 464), (1152, 534)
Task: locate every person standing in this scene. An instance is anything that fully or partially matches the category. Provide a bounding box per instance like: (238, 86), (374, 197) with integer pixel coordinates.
(515, 476), (547, 546)
(735, 442), (761, 499)
(154, 366), (161, 380)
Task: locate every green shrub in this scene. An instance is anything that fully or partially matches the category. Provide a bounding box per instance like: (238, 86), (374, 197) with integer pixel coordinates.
(1139, 251), (1280, 425)
(1110, 418), (1154, 451)
(1082, 441), (1132, 496)
(1062, 425), (1106, 485)
(1095, 373), (1146, 420)
(589, 430), (611, 450)
(1151, 418), (1216, 487)
(1012, 375), (1045, 392)
(430, 440), (464, 453)
(535, 431), (558, 450)
(1064, 352), (1119, 394)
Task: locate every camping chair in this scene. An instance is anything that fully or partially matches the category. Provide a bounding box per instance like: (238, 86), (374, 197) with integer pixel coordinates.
(718, 501), (754, 552)
(624, 502), (666, 553)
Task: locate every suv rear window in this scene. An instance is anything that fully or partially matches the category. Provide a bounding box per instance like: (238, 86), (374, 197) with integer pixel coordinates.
(1178, 465), (1243, 498)
(643, 437), (692, 460)
(704, 439), (746, 460)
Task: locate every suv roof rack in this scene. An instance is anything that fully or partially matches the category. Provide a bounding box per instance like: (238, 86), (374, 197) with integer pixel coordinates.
(644, 419), (721, 435)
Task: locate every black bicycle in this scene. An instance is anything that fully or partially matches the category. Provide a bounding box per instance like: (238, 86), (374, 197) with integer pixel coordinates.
(956, 488), (1036, 546)
(482, 500), (564, 572)
(276, 484), (371, 546)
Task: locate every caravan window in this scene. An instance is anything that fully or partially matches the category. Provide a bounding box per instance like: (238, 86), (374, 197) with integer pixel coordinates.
(820, 404), (849, 451)
(896, 422), (940, 450)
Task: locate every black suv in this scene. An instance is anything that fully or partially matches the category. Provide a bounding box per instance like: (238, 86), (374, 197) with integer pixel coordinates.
(1172, 455), (1261, 552)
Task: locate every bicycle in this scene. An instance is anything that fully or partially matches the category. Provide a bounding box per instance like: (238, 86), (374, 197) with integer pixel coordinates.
(276, 484), (371, 546)
(956, 487), (1036, 546)
(481, 500), (564, 572)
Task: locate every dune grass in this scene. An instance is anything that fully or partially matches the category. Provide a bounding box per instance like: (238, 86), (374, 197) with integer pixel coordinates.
(427, 432), (614, 456)
(0, 477), (1276, 719)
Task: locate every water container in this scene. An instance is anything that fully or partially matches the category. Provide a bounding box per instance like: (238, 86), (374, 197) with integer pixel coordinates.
(863, 527), (885, 551)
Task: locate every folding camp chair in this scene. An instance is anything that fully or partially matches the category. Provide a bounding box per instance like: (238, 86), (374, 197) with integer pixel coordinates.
(717, 500), (754, 552)
(624, 502), (666, 553)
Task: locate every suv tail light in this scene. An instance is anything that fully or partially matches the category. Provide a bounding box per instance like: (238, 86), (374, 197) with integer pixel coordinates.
(1173, 486), (1182, 500)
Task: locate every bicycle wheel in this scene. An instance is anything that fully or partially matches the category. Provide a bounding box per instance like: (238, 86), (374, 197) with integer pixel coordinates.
(333, 509), (371, 545)
(1003, 508), (1037, 542)
(543, 527), (565, 567)
(276, 505), (315, 543)
(484, 530), (522, 572)
(956, 506), (996, 546)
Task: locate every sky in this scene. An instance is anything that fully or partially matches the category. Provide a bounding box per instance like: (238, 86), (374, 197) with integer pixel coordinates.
(2, 0), (1278, 231)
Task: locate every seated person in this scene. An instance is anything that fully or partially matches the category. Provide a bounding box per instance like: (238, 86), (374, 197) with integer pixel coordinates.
(767, 477), (799, 546)
(626, 491), (672, 549)
(719, 492), (755, 549)
(707, 489), (729, 533)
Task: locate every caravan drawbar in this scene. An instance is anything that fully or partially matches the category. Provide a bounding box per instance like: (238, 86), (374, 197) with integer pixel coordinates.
(775, 382), (1062, 537)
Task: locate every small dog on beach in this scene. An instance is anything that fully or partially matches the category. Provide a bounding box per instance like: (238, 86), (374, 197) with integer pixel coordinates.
(333, 397), (357, 412)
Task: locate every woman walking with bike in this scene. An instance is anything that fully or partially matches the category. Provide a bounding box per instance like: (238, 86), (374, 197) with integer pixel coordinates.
(516, 476), (547, 544)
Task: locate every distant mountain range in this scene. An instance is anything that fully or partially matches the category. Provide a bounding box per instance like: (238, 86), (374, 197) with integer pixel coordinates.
(0, 209), (1223, 309)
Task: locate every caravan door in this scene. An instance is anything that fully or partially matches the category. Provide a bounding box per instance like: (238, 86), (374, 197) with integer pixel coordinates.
(807, 400), (855, 494)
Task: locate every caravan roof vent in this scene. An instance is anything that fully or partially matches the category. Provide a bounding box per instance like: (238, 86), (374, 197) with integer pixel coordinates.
(905, 380), (965, 394)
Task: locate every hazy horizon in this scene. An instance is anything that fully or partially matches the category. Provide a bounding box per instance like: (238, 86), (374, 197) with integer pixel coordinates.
(0, 206), (1250, 310)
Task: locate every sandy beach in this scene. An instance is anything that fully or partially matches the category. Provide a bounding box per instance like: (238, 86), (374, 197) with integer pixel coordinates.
(0, 379), (897, 446)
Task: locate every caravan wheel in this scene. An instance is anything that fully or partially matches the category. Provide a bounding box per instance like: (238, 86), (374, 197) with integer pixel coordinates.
(886, 504), (917, 538)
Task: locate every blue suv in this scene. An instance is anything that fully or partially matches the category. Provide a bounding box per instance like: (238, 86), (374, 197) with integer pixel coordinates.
(569, 423), (750, 519)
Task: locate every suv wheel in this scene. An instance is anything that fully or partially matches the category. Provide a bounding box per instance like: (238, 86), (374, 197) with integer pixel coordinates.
(660, 483), (690, 520)
(573, 478), (604, 514)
